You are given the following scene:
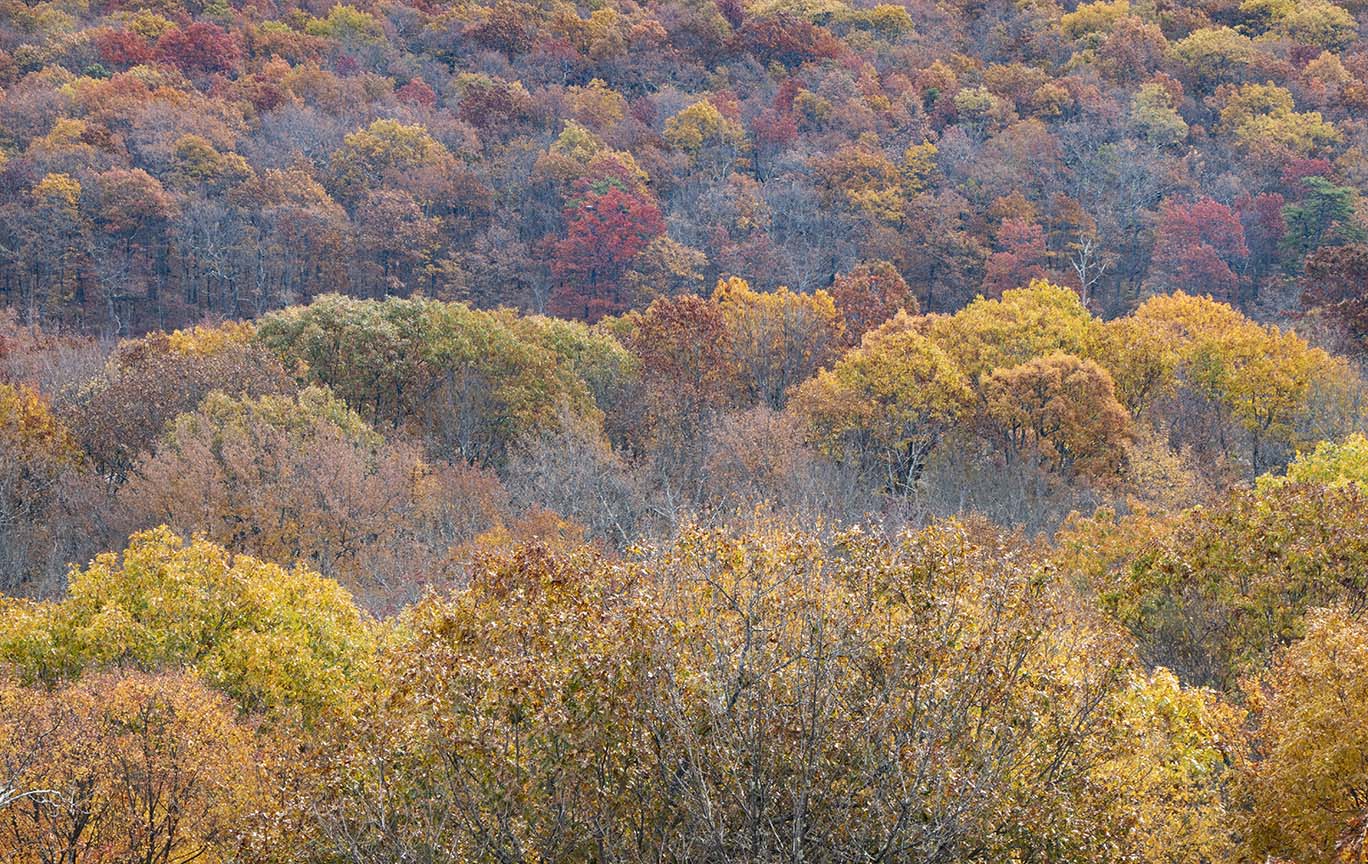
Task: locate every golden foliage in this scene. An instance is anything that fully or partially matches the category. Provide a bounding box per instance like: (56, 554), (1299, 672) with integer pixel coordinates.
(0, 527), (375, 722)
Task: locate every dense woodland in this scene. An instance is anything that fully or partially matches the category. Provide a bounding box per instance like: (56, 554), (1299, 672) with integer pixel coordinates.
(5, 0), (1368, 329)
(8, 0), (1368, 860)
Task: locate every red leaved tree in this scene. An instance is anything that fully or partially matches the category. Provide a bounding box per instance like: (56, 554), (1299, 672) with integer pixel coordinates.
(550, 183), (665, 321)
(1148, 197), (1249, 300)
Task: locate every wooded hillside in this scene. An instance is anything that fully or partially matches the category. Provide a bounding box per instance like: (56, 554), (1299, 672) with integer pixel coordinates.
(6, 0), (1368, 860)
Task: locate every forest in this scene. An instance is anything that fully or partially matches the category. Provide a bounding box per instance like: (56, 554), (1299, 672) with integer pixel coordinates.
(6, 0), (1368, 859)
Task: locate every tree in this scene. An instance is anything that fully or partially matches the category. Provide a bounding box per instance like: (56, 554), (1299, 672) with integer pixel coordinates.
(0, 526), (375, 722)
(809, 140), (907, 227)
(1084, 668), (1242, 864)
(663, 98), (746, 177)
(169, 136), (255, 193)
(618, 235), (709, 305)
(503, 408), (647, 548)
(88, 169), (175, 319)
(1058, 0), (1129, 40)
(712, 276), (844, 408)
(313, 543), (659, 863)
(1218, 83), (1341, 164)
(701, 406), (847, 516)
(314, 519), (1189, 863)
(96, 28), (156, 69)
(396, 77), (436, 108)
(1248, 0), (1358, 51)
(64, 324), (292, 486)
(1170, 27), (1257, 89)
(328, 119), (454, 206)
(1122, 292), (1357, 472)
(254, 295), (598, 466)
(511, 314), (639, 426)
(1281, 176), (1366, 270)
(981, 352), (1132, 484)
(468, 0), (537, 57)
(1258, 432), (1368, 489)
(454, 73), (534, 130)
(738, 13), (844, 67)
(18, 174), (93, 327)
(1147, 198), (1248, 301)
(1237, 191), (1286, 282)
(1238, 608), (1368, 864)
(646, 520), (1135, 863)
(1186, 320), (1344, 471)
(155, 22), (242, 75)
(1301, 245), (1368, 345)
(550, 184), (666, 321)
(620, 294), (738, 444)
(790, 325), (972, 492)
(926, 279), (1103, 380)
(0, 670), (266, 864)
(0, 382), (80, 507)
(1099, 480), (1368, 689)
(1098, 314), (1184, 415)
(115, 387), (504, 610)
(0, 383), (90, 595)
(238, 166), (351, 312)
(828, 260), (916, 345)
(982, 218), (1050, 298)
(1100, 23), (1169, 82)
(351, 188), (440, 298)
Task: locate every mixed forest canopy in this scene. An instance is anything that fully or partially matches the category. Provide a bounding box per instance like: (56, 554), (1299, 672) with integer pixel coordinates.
(8, 0), (1368, 860)
(3, 0), (1368, 330)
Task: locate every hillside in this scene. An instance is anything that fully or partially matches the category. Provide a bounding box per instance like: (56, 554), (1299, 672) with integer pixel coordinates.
(1, 0), (1367, 331)
(6, 0), (1368, 860)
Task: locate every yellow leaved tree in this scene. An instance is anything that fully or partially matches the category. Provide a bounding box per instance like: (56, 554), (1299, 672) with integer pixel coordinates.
(712, 276), (845, 408)
(790, 325), (972, 492)
(0, 526), (375, 723)
(1237, 608), (1368, 864)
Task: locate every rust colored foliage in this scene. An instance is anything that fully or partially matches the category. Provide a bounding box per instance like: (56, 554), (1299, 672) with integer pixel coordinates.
(829, 260), (917, 345)
(155, 22), (242, 75)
